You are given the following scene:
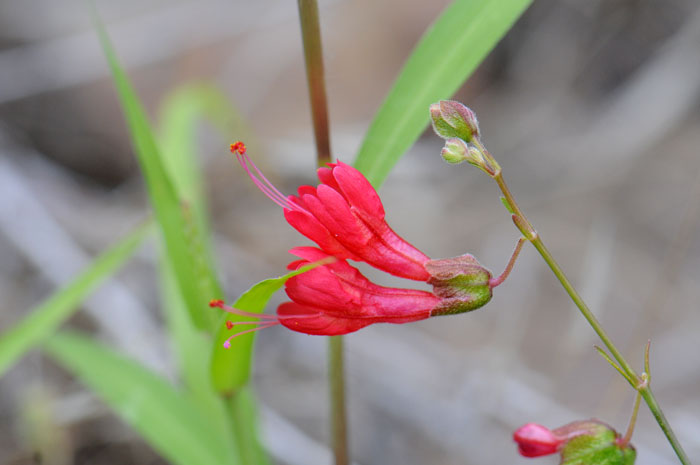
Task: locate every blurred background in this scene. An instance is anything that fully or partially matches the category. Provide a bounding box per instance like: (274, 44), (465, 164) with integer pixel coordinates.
(1, 0), (699, 464)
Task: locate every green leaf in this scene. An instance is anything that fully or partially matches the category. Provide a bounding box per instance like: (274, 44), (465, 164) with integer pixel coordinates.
(500, 196), (515, 214)
(45, 331), (238, 465)
(210, 259), (333, 394)
(0, 222), (152, 378)
(94, 17), (218, 330)
(353, 0), (532, 187)
(157, 83), (249, 236)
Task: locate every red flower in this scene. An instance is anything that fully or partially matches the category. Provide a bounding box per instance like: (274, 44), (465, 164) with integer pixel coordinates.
(235, 144), (430, 281)
(213, 143), (521, 343)
(279, 247), (439, 335)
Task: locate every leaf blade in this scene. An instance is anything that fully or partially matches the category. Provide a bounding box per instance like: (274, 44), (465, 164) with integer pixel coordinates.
(94, 17), (219, 330)
(46, 331), (238, 465)
(0, 222), (151, 377)
(353, 0), (532, 187)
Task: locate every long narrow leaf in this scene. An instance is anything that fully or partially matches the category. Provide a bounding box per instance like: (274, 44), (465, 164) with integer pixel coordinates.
(354, 0), (532, 187)
(46, 331), (238, 465)
(94, 17), (219, 330)
(0, 222), (151, 377)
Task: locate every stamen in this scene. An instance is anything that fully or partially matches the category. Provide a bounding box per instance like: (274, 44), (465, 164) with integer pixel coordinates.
(210, 298), (321, 321)
(211, 300), (278, 320)
(237, 153), (293, 209)
(230, 141), (247, 154)
(222, 322), (280, 348)
(230, 142), (305, 213)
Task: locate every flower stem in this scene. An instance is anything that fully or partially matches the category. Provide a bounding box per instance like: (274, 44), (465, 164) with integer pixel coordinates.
(329, 336), (349, 465)
(296, 3), (349, 465)
(492, 171), (692, 465)
(297, 0), (332, 167)
(490, 237), (525, 288)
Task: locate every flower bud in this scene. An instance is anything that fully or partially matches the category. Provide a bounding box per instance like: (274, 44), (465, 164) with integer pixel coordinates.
(513, 423), (564, 457)
(425, 254), (493, 316)
(440, 138), (469, 164)
(513, 420), (636, 465)
(429, 100), (480, 142)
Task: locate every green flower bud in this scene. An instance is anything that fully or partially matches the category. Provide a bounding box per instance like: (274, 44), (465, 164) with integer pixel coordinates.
(559, 421), (636, 465)
(440, 138), (469, 164)
(429, 100), (480, 142)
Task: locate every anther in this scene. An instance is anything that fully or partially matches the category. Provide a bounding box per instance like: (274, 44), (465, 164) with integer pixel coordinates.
(230, 141), (247, 155)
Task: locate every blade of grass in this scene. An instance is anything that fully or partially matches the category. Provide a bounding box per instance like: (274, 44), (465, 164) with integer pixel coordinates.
(45, 331), (238, 465)
(93, 14), (218, 330)
(155, 84), (268, 463)
(353, 0), (532, 187)
(0, 221), (152, 377)
(158, 83), (249, 237)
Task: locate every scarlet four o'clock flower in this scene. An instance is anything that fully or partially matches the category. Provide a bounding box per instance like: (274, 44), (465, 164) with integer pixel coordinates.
(213, 141), (523, 344)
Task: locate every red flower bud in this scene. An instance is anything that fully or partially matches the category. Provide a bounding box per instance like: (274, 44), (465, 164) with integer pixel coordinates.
(513, 423), (564, 457)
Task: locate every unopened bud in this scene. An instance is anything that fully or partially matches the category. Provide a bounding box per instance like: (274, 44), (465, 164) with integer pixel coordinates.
(513, 423), (564, 457)
(513, 420), (636, 464)
(430, 100), (480, 142)
(440, 138), (469, 164)
(425, 254), (493, 316)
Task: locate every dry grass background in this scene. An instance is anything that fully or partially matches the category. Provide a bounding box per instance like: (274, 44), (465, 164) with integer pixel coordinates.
(0, 0), (699, 464)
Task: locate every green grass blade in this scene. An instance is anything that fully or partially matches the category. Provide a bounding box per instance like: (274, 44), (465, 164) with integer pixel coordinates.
(353, 0), (532, 187)
(94, 18), (218, 330)
(155, 84), (269, 462)
(0, 222), (152, 378)
(210, 259), (332, 394)
(45, 331), (238, 465)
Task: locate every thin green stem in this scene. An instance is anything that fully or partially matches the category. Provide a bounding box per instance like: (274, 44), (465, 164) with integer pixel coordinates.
(491, 171), (692, 465)
(297, 0), (332, 167)
(620, 388), (643, 447)
(329, 336), (349, 465)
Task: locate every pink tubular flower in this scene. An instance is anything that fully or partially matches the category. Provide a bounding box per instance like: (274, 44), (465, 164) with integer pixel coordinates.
(213, 142), (522, 342)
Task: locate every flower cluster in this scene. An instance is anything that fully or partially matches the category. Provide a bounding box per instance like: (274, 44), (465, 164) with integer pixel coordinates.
(213, 140), (521, 344)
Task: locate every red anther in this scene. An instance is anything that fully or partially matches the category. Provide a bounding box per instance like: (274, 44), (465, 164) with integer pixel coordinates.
(230, 141), (247, 155)
(226, 321), (234, 330)
(209, 299), (225, 308)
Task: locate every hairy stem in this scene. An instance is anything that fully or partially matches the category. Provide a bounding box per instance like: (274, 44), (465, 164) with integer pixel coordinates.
(492, 171), (692, 465)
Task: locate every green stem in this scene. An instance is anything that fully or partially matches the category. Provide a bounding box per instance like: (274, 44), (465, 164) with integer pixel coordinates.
(297, 0), (332, 167)
(329, 336), (349, 465)
(492, 171), (692, 465)
(226, 389), (271, 465)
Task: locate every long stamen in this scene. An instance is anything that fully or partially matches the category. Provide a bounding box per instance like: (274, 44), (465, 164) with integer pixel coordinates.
(223, 322), (280, 348)
(209, 299), (278, 320)
(230, 142), (305, 212)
